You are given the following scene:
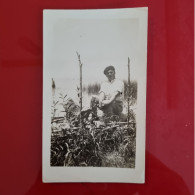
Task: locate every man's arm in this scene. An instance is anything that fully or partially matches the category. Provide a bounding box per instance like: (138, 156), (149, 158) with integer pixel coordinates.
(101, 91), (120, 107)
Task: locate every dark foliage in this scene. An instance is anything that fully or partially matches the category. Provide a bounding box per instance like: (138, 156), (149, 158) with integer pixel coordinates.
(83, 83), (101, 95)
(51, 90), (136, 168)
(123, 80), (137, 100)
(51, 114), (136, 167)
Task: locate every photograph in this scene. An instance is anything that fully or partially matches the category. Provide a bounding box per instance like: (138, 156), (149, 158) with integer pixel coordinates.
(43, 8), (147, 183)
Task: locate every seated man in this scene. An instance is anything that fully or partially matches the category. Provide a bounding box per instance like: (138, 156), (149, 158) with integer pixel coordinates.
(91, 66), (124, 118)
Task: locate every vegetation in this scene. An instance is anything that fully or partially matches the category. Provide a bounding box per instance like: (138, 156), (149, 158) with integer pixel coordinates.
(51, 91), (136, 168)
(83, 83), (101, 95)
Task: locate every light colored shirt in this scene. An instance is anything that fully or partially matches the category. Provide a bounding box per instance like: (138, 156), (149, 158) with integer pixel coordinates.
(99, 79), (124, 102)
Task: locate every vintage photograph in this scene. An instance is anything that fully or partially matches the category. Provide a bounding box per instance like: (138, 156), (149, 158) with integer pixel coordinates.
(51, 59), (137, 168)
(43, 8), (147, 183)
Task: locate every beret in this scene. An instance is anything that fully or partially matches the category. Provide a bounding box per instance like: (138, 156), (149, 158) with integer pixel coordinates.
(103, 66), (115, 75)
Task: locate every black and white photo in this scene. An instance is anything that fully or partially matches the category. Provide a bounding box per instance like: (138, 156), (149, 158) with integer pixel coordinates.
(43, 8), (147, 183)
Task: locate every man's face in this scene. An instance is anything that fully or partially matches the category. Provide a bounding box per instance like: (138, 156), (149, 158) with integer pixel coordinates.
(106, 70), (115, 82)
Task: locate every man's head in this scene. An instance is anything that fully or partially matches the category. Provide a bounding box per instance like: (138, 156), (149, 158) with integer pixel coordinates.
(104, 66), (115, 82)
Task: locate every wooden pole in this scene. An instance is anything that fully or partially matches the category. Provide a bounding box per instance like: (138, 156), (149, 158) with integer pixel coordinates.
(52, 78), (56, 88)
(76, 52), (83, 126)
(127, 57), (130, 126)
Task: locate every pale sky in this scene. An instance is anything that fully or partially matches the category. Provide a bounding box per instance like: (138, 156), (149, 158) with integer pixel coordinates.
(47, 18), (139, 86)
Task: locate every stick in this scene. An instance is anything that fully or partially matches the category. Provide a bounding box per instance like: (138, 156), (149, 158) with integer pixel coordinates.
(52, 78), (56, 88)
(76, 52), (83, 127)
(127, 57), (130, 126)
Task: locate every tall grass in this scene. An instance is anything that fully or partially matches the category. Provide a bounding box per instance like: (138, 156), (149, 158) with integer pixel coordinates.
(83, 83), (101, 95)
(123, 80), (137, 100)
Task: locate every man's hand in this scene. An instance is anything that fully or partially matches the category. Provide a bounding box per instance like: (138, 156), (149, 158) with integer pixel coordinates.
(99, 91), (120, 108)
(101, 100), (111, 107)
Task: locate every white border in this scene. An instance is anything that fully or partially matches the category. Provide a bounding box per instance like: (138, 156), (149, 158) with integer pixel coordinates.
(43, 7), (148, 183)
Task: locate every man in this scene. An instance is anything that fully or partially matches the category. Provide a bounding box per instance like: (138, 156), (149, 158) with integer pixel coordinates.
(91, 66), (124, 118)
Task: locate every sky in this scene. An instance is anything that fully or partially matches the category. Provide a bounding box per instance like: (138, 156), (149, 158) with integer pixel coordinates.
(46, 17), (139, 87)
